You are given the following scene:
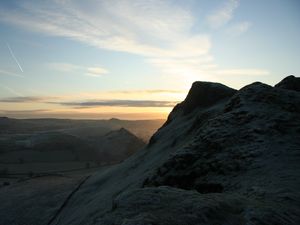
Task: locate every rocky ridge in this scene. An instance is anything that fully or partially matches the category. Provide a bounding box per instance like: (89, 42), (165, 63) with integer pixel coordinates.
(97, 76), (300, 225)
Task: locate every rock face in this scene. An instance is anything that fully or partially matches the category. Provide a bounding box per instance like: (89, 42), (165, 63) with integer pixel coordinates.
(177, 81), (237, 114)
(0, 76), (299, 225)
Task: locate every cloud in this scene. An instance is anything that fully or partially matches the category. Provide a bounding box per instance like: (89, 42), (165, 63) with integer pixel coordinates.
(47, 63), (108, 77)
(109, 89), (184, 94)
(147, 55), (217, 77)
(207, 0), (239, 28)
(0, 0), (269, 84)
(0, 110), (166, 120)
(47, 63), (80, 72)
(0, 0), (212, 86)
(86, 67), (108, 77)
(51, 99), (178, 108)
(0, 85), (23, 97)
(0, 69), (24, 78)
(226, 21), (252, 36)
(0, 109), (49, 114)
(0, 96), (57, 103)
(216, 69), (270, 76)
(0, 91), (180, 108)
(0, 0), (209, 58)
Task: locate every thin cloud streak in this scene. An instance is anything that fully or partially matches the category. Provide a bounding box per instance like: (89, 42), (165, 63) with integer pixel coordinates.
(47, 63), (80, 72)
(85, 67), (108, 77)
(47, 62), (108, 77)
(226, 21), (252, 36)
(0, 110), (167, 120)
(0, 96), (60, 103)
(207, 0), (239, 28)
(108, 89), (184, 94)
(0, 109), (49, 114)
(51, 100), (178, 108)
(0, 88), (183, 104)
(0, 95), (178, 108)
(0, 69), (24, 78)
(0, 85), (23, 97)
(6, 43), (24, 72)
(216, 69), (270, 76)
(0, 96), (45, 103)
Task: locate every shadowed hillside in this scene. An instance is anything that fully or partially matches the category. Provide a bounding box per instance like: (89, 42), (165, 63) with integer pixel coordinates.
(0, 119), (163, 182)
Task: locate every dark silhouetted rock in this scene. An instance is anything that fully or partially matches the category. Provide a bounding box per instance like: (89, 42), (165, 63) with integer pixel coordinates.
(275, 75), (300, 92)
(178, 81), (237, 114)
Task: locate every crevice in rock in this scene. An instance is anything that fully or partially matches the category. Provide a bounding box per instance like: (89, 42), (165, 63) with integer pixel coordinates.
(47, 175), (91, 225)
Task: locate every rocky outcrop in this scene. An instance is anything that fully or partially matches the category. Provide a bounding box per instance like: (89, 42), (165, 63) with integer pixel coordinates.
(275, 75), (300, 92)
(149, 81), (236, 145)
(102, 76), (300, 224)
(144, 81), (300, 194)
(99, 186), (299, 225)
(178, 81), (237, 114)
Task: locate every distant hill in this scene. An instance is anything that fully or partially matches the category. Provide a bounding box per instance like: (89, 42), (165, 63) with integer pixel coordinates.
(106, 118), (165, 142)
(0, 118), (163, 175)
(0, 117), (164, 142)
(95, 128), (145, 163)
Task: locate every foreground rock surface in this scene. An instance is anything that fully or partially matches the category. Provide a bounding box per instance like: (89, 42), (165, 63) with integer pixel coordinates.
(0, 76), (299, 225)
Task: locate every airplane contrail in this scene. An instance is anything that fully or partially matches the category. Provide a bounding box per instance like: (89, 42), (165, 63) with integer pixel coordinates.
(6, 43), (24, 72)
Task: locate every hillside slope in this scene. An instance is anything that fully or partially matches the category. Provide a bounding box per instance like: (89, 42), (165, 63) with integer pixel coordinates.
(0, 127), (145, 177)
(0, 76), (299, 225)
(94, 128), (145, 163)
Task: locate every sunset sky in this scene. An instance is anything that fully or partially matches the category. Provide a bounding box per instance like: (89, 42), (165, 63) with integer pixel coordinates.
(0, 0), (299, 119)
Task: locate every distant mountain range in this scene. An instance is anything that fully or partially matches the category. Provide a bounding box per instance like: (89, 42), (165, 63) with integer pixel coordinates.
(0, 76), (299, 225)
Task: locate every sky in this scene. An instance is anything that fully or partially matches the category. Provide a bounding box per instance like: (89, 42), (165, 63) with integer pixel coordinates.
(0, 0), (299, 120)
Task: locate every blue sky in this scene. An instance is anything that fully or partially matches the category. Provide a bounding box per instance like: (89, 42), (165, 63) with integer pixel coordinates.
(0, 0), (299, 119)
